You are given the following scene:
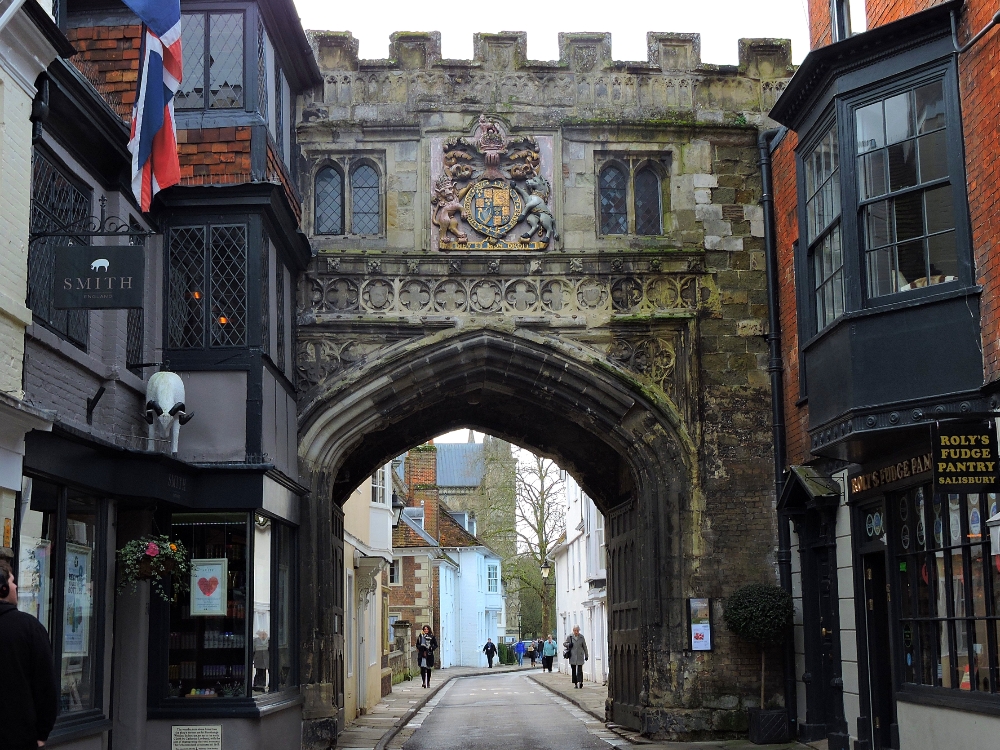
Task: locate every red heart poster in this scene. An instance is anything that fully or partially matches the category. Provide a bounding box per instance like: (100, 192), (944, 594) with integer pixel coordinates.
(190, 558), (228, 616)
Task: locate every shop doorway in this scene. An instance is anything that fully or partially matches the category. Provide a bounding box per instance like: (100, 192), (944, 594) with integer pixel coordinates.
(862, 552), (894, 749)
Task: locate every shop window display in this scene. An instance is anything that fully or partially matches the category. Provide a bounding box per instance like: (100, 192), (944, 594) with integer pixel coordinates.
(16, 478), (105, 716)
(165, 512), (296, 700)
(168, 513), (248, 698)
(894, 487), (999, 693)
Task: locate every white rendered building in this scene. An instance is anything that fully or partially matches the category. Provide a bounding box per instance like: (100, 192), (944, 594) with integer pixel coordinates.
(552, 474), (608, 684)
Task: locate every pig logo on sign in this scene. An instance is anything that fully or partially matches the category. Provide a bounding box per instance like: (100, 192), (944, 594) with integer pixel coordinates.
(90, 258), (110, 272)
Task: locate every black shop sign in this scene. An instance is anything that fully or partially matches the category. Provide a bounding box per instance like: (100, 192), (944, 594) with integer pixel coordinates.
(932, 419), (1000, 492)
(54, 246), (144, 309)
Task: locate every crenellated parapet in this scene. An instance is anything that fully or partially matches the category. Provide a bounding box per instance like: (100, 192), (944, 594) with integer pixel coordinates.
(303, 30), (794, 123)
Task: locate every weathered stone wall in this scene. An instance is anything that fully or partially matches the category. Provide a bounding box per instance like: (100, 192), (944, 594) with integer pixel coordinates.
(296, 30), (793, 738)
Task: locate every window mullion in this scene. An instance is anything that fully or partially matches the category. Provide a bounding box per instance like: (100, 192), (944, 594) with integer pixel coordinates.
(51, 487), (68, 665)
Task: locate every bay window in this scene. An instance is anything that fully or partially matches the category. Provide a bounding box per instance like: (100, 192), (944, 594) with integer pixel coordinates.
(855, 79), (957, 298)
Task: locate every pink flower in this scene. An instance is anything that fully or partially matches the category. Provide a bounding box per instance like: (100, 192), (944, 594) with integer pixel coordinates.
(145, 542), (160, 557)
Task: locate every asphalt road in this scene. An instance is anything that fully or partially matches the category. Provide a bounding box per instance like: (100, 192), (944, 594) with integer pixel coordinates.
(401, 672), (613, 750)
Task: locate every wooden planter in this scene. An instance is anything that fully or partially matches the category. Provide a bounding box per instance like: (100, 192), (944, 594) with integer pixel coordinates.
(748, 708), (789, 744)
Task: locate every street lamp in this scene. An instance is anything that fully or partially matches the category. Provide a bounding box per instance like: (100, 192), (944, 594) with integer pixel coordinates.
(540, 560), (551, 580)
(391, 492), (405, 527)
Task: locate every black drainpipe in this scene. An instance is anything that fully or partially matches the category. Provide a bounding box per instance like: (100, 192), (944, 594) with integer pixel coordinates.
(758, 126), (796, 736)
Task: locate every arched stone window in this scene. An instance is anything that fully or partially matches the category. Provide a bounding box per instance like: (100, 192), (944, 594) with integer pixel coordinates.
(315, 166), (344, 235)
(351, 164), (380, 235)
(634, 167), (662, 235)
(599, 165), (628, 235)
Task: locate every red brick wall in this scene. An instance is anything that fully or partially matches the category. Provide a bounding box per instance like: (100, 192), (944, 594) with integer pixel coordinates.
(177, 127), (252, 185)
(772, 132), (812, 467)
(957, 1), (1000, 383)
(807, 0), (833, 49)
(66, 26), (142, 121)
(267, 138), (303, 222)
(404, 445), (437, 495)
(866, 0), (938, 30)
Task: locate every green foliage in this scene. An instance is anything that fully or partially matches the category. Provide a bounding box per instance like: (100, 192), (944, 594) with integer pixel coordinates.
(498, 643), (517, 665)
(116, 534), (190, 601)
(722, 583), (793, 646)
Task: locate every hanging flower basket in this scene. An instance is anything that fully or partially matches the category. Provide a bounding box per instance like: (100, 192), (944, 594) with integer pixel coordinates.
(118, 535), (189, 601)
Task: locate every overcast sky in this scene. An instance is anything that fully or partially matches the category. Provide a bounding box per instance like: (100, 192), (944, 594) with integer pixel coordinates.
(292, 0), (811, 66)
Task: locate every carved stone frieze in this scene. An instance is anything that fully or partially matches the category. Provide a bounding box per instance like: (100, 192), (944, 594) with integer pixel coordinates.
(606, 326), (691, 415)
(296, 337), (383, 388)
(299, 273), (717, 318)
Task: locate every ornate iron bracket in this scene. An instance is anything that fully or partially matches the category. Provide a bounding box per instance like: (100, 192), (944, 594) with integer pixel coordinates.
(28, 196), (157, 245)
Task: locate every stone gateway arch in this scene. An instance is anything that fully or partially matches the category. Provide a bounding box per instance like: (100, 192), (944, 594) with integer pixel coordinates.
(292, 29), (793, 743)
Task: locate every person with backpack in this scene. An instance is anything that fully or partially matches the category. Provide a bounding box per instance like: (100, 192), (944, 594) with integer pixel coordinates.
(564, 625), (589, 688)
(526, 640), (536, 666)
(482, 637), (498, 668)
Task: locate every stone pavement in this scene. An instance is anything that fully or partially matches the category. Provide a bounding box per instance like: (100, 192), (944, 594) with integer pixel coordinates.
(527, 670), (819, 750)
(336, 663), (529, 749)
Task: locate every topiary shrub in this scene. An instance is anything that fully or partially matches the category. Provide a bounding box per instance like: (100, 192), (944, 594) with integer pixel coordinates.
(723, 582), (793, 709)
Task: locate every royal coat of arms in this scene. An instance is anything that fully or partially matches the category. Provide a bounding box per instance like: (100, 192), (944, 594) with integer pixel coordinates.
(431, 115), (557, 251)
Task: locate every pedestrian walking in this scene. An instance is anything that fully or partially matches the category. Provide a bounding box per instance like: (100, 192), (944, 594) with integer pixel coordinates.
(416, 625), (438, 688)
(536, 638), (544, 665)
(0, 559), (58, 749)
(542, 634), (558, 672)
(526, 640), (536, 666)
(564, 625), (589, 688)
(482, 637), (498, 668)
(514, 639), (525, 666)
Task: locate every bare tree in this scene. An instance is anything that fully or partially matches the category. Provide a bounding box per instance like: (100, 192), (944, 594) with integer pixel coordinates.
(511, 453), (565, 637)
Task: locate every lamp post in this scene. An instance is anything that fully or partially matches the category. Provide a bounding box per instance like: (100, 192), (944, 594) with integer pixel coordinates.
(391, 492), (405, 527)
(540, 559), (555, 638)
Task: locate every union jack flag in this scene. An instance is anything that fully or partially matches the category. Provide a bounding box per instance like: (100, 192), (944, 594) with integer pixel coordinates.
(123, 0), (182, 211)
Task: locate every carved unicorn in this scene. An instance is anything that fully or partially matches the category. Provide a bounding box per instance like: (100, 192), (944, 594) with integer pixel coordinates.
(514, 175), (559, 246)
(144, 371), (194, 456)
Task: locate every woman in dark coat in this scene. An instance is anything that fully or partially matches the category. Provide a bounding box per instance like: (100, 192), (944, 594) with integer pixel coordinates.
(416, 625), (438, 688)
(564, 625), (589, 688)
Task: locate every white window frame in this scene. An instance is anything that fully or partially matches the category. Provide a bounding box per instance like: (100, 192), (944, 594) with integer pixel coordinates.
(487, 563), (499, 593)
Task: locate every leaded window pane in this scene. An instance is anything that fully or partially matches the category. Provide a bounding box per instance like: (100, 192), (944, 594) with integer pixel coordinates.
(210, 225), (248, 346)
(167, 226), (206, 348)
(209, 13), (244, 109)
(276, 261), (286, 371)
(634, 168), (661, 235)
(256, 22), (268, 119)
(351, 165), (380, 235)
(315, 167), (344, 234)
(599, 166), (627, 235)
(274, 65), (284, 157)
(176, 14), (205, 109)
(261, 236), (270, 356)
(126, 222), (145, 375)
(28, 149), (90, 349)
